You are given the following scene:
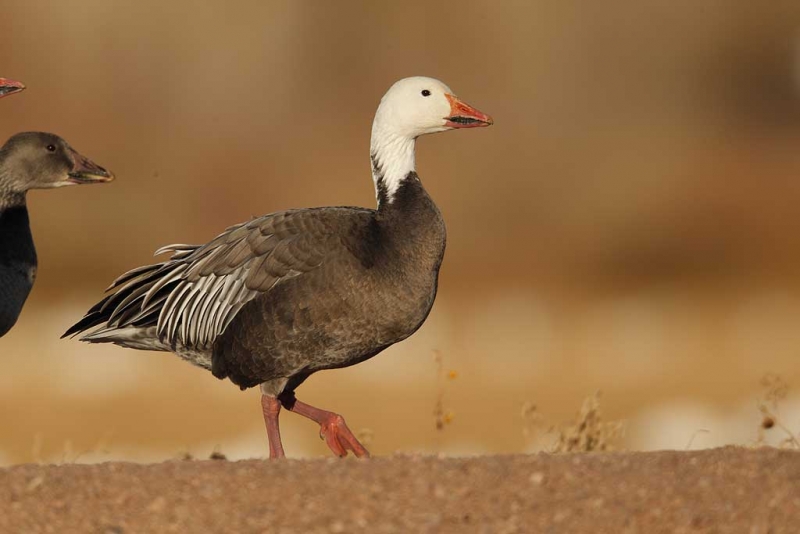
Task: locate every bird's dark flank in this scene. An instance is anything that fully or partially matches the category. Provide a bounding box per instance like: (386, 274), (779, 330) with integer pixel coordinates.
(0, 206), (36, 336)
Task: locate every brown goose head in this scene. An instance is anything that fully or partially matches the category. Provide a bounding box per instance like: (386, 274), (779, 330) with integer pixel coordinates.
(0, 132), (114, 194)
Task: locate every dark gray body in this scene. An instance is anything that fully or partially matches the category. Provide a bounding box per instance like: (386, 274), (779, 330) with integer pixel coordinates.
(0, 205), (36, 337)
(66, 174), (446, 397)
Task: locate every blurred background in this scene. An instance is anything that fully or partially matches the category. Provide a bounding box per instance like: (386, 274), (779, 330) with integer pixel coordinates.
(2, 0), (800, 464)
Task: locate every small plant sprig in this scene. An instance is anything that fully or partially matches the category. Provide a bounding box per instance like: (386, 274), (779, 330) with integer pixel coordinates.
(553, 391), (624, 453)
(521, 391), (624, 453)
(432, 350), (457, 431)
(756, 374), (800, 449)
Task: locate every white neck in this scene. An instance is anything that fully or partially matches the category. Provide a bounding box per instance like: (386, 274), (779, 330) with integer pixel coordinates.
(370, 123), (416, 207)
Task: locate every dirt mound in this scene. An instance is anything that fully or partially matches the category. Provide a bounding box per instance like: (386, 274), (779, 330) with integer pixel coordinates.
(1, 447), (798, 533)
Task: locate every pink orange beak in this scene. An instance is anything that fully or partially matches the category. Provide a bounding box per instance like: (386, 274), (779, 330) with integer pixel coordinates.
(0, 78), (25, 99)
(444, 93), (493, 129)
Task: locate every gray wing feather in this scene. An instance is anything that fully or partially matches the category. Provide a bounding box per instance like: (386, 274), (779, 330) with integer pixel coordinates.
(64, 208), (365, 350)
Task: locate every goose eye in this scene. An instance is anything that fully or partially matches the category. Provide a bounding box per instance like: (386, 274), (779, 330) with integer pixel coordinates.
(46, 144), (56, 152)
(421, 90), (431, 97)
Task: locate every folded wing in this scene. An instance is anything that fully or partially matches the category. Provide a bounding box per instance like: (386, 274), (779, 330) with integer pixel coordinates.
(64, 209), (332, 351)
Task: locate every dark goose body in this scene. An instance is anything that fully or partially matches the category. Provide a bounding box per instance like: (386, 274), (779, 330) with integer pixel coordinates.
(0, 206), (36, 336)
(65, 76), (491, 457)
(0, 78), (29, 335)
(67, 175), (444, 395)
(0, 132), (113, 337)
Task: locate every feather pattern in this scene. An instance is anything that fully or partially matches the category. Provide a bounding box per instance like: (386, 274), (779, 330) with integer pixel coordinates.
(63, 208), (337, 352)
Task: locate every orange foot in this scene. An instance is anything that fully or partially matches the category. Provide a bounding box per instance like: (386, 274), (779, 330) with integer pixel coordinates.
(281, 394), (371, 458)
(317, 413), (371, 458)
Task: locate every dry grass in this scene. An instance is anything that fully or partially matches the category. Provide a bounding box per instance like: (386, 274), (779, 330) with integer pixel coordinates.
(755, 374), (800, 449)
(520, 401), (545, 450)
(31, 432), (114, 465)
(522, 391), (625, 453)
(432, 350), (457, 432)
(553, 392), (625, 453)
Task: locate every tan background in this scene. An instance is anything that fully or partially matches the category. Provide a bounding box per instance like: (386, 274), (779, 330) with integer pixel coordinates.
(2, 0), (800, 463)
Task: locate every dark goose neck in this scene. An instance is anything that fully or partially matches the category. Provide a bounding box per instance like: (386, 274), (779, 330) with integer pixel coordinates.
(377, 172), (440, 224)
(369, 127), (445, 272)
(0, 204), (36, 266)
(375, 172), (446, 270)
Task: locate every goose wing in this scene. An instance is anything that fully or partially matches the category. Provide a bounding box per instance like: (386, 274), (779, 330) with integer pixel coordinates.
(64, 208), (363, 350)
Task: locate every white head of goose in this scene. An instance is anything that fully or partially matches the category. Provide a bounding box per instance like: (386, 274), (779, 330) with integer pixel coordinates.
(0, 78), (25, 99)
(0, 133), (114, 337)
(371, 77), (492, 205)
(65, 76), (492, 458)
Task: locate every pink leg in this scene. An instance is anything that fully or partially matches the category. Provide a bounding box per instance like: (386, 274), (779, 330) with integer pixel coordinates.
(261, 395), (286, 459)
(281, 396), (370, 458)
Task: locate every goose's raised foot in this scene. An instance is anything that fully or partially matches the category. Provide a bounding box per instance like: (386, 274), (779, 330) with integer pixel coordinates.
(316, 412), (371, 458)
(282, 395), (370, 458)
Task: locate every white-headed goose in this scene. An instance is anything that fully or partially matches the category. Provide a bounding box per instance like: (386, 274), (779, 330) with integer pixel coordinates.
(64, 77), (492, 458)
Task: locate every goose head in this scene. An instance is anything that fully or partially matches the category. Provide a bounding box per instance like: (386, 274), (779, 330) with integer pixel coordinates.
(372, 76), (493, 140)
(370, 77), (492, 205)
(0, 132), (114, 194)
(0, 78), (25, 99)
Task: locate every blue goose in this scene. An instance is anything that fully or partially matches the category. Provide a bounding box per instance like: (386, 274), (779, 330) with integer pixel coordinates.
(65, 77), (492, 458)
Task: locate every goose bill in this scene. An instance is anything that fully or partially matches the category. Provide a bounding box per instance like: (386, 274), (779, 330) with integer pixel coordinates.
(67, 148), (115, 184)
(0, 78), (25, 99)
(444, 93), (493, 129)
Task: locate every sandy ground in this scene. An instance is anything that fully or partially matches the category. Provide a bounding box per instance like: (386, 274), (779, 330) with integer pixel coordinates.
(1, 447), (798, 533)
